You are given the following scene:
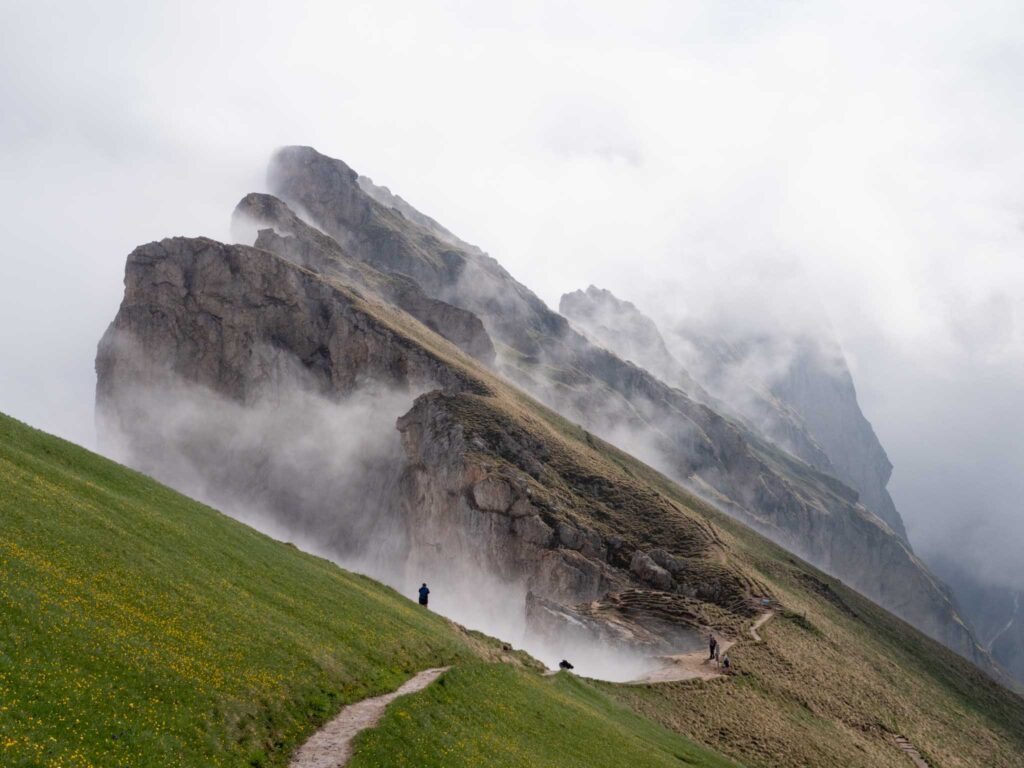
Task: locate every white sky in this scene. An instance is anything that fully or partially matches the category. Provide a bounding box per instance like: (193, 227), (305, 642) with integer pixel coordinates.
(1, 0), (1021, 585)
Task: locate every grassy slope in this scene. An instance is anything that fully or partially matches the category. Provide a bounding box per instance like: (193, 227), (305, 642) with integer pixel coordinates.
(0, 412), (736, 768)
(594, 446), (1024, 768)
(349, 664), (737, 768)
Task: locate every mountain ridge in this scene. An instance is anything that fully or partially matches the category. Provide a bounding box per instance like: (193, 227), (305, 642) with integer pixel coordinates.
(243, 146), (977, 665)
(88, 144), (1024, 766)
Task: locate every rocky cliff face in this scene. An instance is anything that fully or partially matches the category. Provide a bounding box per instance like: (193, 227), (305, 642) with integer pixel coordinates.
(232, 192), (496, 364)
(96, 144), (993, 677)
(96, 237), (484, 408)
(560, 285), (907, 541)
(558, 286), (709, 402)
(559, 286), (838, 478)
(770, 337), (904, 538)
(260, 147), (978, 658)
(931, 555), (1024, 682)
(96, 233), (757, 662)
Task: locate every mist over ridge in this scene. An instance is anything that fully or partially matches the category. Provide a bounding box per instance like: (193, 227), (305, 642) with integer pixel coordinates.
(1, 0), (1022, 692)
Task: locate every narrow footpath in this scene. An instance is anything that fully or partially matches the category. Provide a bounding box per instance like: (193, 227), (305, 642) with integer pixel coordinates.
(632, 611), (774, 684)
(289, 667), (449, 768)
(893, 735), (932, 767)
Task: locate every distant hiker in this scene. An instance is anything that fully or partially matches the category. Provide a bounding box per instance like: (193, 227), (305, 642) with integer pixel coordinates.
(722, 654), (731, 672)
(714, 644), (721, 666)
(559, 659), (574, 671)
(708, 634), (717, 661)
(418, 583), (430, 607)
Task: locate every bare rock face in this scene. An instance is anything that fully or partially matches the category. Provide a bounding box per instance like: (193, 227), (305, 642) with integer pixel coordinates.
(396, 390), (620, 606)
(559, 285), (837, 477)
(259, 146), (987, 669)
(472, 477), (513, 512)
(629, 551), (674, 592)
(268, 146), (568, 357)
(560, 285), (709, 403)
(395, 390), (751, 647)
(771, 338), (905, 537)
(232, 193), (496, 365)
(94, 145), (996, 679)
(96, 237), (483, 413)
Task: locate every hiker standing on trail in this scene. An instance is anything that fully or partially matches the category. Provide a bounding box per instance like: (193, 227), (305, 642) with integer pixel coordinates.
(708, 633), (717, 661)
(418, 583), (430, 607)
(714, 644), (721, 667)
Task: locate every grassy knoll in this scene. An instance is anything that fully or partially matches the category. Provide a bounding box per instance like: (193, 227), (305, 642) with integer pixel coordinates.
(349, 663), (739, 768)
(0, 412), (736, 768)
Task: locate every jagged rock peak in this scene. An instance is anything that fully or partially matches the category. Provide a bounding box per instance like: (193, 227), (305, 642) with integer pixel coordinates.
(243, 146), (975, 666)
(561, 286), (681, 376)
(561, 282), (908, 542)
(231, 191), (496, 365)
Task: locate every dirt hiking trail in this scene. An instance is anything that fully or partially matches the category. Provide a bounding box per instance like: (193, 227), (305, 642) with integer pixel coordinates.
(289, 667), (449, 768)
(893, 735), (932, 767)
(633, 611), (774, 684)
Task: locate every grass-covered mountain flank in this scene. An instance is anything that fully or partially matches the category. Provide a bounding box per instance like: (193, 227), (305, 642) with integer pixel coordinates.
(0, 412), (737, 768)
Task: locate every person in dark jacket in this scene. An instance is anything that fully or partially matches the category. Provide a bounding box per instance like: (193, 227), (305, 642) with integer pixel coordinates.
(418, 583), (430, 607)
(708, 633), (717, 661)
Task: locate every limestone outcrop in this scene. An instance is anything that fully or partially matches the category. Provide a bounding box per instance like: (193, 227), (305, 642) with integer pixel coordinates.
(262, 146), (977, 662)
(95, 144), (994, 676)
(232, 192), (495, 364)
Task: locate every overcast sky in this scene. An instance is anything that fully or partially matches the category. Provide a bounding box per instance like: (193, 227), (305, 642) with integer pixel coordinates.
(1, 0), (1021, 587)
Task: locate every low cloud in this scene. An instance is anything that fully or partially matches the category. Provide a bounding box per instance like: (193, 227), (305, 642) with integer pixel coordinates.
(1, 0), (1021, 603)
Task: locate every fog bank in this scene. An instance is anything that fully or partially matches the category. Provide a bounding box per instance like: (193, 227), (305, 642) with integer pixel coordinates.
(1, 1), (1021, 602)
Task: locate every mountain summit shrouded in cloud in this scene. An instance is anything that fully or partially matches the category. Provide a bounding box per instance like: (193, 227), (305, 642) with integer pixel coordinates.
(74, 140), (1024, 767)
(1, 1), (1023, 761)
(92, 143), (1008, 687)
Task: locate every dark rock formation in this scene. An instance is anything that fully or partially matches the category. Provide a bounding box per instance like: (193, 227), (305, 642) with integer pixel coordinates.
(770, 337), (905, 538)
(232, 193), (495, 364)
(268, 146), (568, 357)
(559, 286), (709, 403)
(95, 234), (749, 654)
(263, 145), (977, 663)
(96, 237), (483, 410)
(95, 144), (995, 678)
(560, 284), (907, 540)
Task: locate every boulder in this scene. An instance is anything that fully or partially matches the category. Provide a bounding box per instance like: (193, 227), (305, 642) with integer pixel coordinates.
(556, 522), (584, 550)
(513, 515), (554, 548)
(472, 477), (513, 512)
(630, 551), (674, 592)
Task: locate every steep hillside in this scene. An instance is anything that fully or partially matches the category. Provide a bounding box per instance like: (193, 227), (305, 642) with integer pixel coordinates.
(347, 663), (736, 768)
(591, 452), (1024, 766)
(0, 412), (737, 768)
(253, 146), (978, 663)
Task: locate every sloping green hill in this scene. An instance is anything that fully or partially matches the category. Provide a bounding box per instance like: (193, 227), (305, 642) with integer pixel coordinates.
(348, 664), (736, 768)
(0, 412), (736, 768)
